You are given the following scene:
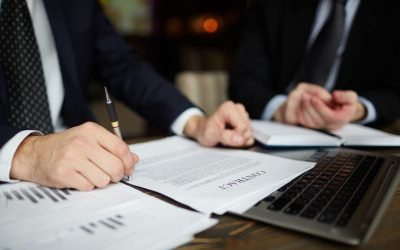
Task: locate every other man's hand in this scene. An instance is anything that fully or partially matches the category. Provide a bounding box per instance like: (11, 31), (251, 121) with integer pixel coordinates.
(273, 83), (332, 124)
(297, 90), (366, 130)
(183, 101), (254, 147)
(10, 122), (139, 191)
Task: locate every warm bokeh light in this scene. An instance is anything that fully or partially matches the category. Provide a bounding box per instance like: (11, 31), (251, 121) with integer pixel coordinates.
(203, 18), (219, 33)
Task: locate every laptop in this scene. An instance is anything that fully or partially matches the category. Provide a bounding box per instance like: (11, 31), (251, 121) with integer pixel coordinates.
(234, 147), (400, 245)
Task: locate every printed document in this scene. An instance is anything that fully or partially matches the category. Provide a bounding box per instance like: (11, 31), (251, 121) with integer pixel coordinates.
(0, 182), (216, 250)
(126, 136), (315, 215)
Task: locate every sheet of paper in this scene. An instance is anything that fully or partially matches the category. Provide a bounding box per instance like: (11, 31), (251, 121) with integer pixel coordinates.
(127, 136), (315, 215)
(333, 123), (400, 147)
(252, 120), (342, 147)
(0, 181), (138, 228)
(0, 182), (217, 250)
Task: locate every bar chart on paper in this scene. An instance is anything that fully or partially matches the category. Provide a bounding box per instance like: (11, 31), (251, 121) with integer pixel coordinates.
(79, 214), (126, 235)
(0, 182), (140, 225)
(2, 185), (71, 204)
(0, 184), (217, 250)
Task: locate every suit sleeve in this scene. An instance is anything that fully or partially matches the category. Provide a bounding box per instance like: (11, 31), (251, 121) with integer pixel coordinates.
(89, 2), (195, 132)
(0, 126), (23, 148)
(229, 0), (281, 119)
(359, 47), (400, 127)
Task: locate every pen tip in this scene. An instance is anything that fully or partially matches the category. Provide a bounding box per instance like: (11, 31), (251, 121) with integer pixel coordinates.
(104, 86), (111, 103)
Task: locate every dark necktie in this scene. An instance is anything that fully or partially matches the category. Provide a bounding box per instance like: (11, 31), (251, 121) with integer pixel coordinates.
(296, 0), (346, 86)
(0, 0), (54, 134)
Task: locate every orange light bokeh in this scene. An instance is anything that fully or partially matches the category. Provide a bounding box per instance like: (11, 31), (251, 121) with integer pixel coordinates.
(203, 18), (219, 33)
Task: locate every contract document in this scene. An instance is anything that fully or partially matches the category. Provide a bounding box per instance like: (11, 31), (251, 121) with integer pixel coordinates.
(127, 136), (315, 215)
(0, 182), (216, 250)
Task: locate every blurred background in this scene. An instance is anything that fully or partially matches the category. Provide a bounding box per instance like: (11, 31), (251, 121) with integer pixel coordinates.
(91, 0), (251, 140)
(100, 0), (249, 80)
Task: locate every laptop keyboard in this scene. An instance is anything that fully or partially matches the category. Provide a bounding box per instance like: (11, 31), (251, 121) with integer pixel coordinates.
(265, 151), (384, 227)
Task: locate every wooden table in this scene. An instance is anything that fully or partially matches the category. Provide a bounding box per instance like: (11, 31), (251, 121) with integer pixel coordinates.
(175, 148), (400, 250)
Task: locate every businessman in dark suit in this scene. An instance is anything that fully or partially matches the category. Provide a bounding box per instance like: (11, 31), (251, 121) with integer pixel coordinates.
(229, 0), (400, 130)
(0, 0), (253, 190)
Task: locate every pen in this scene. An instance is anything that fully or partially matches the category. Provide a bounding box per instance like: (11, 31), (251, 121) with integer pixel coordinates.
(104, 86), (130, 181)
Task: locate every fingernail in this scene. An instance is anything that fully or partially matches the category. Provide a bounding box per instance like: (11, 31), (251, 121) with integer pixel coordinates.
(233, 135), (244, 144)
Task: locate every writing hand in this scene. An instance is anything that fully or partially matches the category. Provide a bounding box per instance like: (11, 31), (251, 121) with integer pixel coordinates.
(183, 101), (254, 147)
(10, 122), (139, 191)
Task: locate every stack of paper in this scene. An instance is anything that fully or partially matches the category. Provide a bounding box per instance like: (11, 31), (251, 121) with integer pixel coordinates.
(127, 136), (315, 215)
(0, 182), (216, 250)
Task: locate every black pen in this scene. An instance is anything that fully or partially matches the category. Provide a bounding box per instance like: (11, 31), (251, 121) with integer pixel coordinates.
(104, 86), (122, 139)
(104, 86), (130, 181)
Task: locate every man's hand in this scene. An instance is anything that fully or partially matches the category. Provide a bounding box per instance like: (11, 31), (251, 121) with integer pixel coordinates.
(274, 83), (332, 124)
(183, 101), (254, 147)
(10, 122), (139, 191)
(298, 90), (366, 130)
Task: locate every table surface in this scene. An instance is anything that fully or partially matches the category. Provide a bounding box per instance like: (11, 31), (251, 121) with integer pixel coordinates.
(175, 148), (400, 250)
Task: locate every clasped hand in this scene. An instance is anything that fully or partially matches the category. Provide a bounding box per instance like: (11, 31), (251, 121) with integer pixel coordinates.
(274, 83), (366, 130)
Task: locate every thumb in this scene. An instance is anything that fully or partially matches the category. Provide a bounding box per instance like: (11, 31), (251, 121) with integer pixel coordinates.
(333, 90), (358, 105)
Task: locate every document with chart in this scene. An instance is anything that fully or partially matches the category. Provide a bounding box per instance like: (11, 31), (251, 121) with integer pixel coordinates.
(126, 136), (315, 215)
(0, 182), (216, 250)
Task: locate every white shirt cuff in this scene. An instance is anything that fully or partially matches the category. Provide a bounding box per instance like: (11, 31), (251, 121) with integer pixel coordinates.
(170, 108), (204, 136)
(356, 96), (377, 125)
(0, 130), (42, 182)
(261, 95), (288, 120)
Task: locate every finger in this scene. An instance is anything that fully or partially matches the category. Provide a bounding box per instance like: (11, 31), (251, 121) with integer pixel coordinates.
(235, 103), (250, 120)
(74, 159), (112, 188)
(86, 145), (125, 182)
(297, 109), (305, 125)
(82, 123), (135, 172)
(244, 129), (255, 146)
(302, 95), (325, 128)
(297, 82), (332, 102)
(219, 101), (249, 133)
(245, 137), (255, 146)
(310, 96), (337, 124)
(220, 129), (246, 146)
(301, 98), (317, 128)
(332, 90), (358, 105)
(65, 171), (95, 191)
(128, 152), (139, 176)
(242, 128), (254, 146)
(285, 91), (302, 124)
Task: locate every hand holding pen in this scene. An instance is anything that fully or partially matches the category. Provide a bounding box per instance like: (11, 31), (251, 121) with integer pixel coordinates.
(104, 86), (132, 181)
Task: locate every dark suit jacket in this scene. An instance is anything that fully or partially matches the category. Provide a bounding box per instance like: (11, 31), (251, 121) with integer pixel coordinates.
(229, 0), (400, 127)
(0, 0), (194, 148)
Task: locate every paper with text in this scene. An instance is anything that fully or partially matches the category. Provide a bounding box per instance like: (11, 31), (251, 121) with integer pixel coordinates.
(127, 136), (315, 215)
(0, 182), (216, 250)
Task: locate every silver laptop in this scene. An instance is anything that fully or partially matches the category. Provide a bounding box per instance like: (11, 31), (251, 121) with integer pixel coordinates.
(235, 147), (400, 245)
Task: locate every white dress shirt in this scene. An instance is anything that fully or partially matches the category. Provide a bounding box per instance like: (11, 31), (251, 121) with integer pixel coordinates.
(0, 0), (202, 182)
(261, 0), (377, 124)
